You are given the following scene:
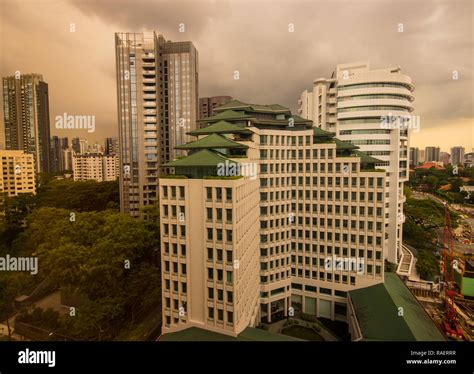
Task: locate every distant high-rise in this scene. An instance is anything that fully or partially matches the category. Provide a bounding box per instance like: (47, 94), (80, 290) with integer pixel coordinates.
(2, 74), (52, 173)
(50, 136), (69, 172)
(450, 146), (465, 166)
(199, 96), (233, 120)
(62, 148), (74, 171)
(105, 137), (119, 155)
(71, 137), (80, 154)
(115, 31), (198, 216)
(425, 146), (440, 162)
(409, 147), (419, 167)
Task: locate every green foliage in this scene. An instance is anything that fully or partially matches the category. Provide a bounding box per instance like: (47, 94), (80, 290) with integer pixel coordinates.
(35, 179), (119, 212)
(3, 207), (160, 340)
(415, 250), (439, 281)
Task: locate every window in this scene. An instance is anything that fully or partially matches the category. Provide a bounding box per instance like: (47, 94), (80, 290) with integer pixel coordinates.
(226, 209), (232, 222)
(206, 187), (212, 200)
(207, 208), (212, 220)
(227, 311), (233, 324)
(225, 188), (232, 201)
(208, 307), (214, 319)
(226, 271), (233, 284)
(208, 288), (214, 299)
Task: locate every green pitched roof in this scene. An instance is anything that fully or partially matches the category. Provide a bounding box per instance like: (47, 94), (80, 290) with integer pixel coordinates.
(197, 109), (252, 123)
(334, 138), (359, 150)
(188, 120), (251, 136)
(214, 100), (290, 114)
(163, 149), (234, 167)
(349, 273), (445, 341)
(160, 326), (303, 341)
(353, 150), (383, 164)
(175, 133), (248, 150)
(313, 127), (335, 138)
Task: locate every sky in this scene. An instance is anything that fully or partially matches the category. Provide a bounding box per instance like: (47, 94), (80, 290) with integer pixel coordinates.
(0, 0), (472, 152)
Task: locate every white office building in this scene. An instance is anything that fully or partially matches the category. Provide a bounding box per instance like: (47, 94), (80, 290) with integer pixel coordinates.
(298, 61), (414, 264)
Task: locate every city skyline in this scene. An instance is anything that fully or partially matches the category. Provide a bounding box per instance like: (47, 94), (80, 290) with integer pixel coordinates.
(0, 0), (472, 150)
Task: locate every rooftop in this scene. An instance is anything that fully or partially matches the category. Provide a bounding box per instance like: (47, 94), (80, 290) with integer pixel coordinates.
(175, 133), (248, 150)
(349, 273), (445, 341)
(187, 120), (251, 136)
(163, 149), (234, 168)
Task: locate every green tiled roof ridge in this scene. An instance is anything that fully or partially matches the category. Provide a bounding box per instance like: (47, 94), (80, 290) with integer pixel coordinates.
(163, 149), (234, 167)
(188, 120), (250, 135)
(175, 133), (248, 149)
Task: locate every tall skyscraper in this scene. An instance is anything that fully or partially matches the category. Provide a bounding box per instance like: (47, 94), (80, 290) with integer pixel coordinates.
(425, 146), (440, 162)
(199, 96), (233, 119)
(298, 62), (414, 264)
(159, 100), (388, 336)
(2, 74), (52, 173)
(450, 146), (465, 166)
(409, 147), (419, 167)
(115, 31), (198, 217)
(105, 137), (119, 155)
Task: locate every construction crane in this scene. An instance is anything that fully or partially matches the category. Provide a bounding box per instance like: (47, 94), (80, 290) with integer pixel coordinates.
(441, 203), (464, 340)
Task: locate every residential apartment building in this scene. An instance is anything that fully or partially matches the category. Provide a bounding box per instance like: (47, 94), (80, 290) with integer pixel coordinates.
(298, 61), (414, 264)
(115, 31), (198, 217)
(159, 100), (387, 337)
(409, 147), (419, 167)
(0, 150), (36, 197)
(72, 153), (119, 182)
(2, 74), (52, 173)
(199, 96), (233, 120)
(425, 146), (440, 162)
(450, 146), (465, 166)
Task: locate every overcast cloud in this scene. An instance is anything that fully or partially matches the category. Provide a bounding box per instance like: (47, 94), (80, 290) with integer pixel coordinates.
(0, 0), (472, 150)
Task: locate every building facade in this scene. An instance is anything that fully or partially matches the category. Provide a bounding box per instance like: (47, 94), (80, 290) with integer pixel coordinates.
(298, 62), (413, 264)
(199, 96), (233, 120)
(159, 100), (387, 337)
(72, 153), (119, 182)
(425, 146), (440, 162)
(115, 31), (199, 217)
(2, 74), (52, 173)
(450, 146), (465, 166)
(0, 150), (36, 197)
